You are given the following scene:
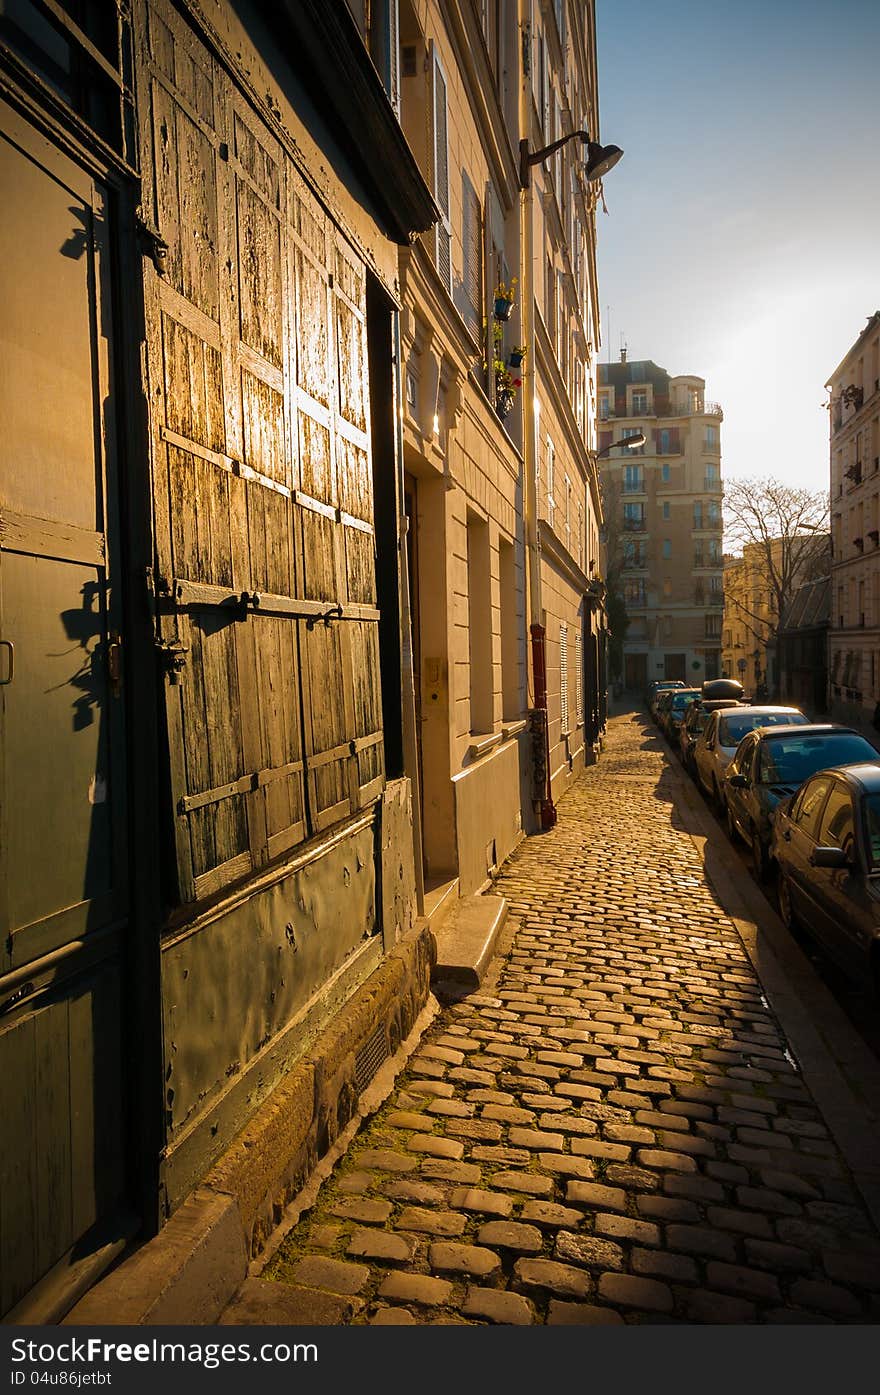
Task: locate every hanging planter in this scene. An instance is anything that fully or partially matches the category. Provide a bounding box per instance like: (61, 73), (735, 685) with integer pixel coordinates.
(496, 388), (516, 418)
(507, 344), (527, 370)
(493, 277), (517, 322)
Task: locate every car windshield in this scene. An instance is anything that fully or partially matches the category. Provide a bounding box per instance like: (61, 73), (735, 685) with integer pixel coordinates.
(718, 711), (806, 746)
(757, 733), (878, 786)
(864, 794), (880, 870)
(672, 692), (700, 710)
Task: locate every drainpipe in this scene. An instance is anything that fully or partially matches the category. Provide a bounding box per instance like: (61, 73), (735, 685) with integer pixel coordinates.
(519, 0), (556, 830)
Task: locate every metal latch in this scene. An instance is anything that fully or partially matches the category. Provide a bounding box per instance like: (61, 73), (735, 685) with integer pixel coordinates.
(155, 638), (189, 682)
(0, 639), (13, 685)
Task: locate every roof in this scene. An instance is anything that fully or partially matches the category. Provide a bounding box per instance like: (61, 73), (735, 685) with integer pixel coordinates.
(731, 706), (805, 717)
(780, 575), (831, 632)
(825, 311), (880, 387)
(831, 762), (880, 793)
(755, 724), (860, 740)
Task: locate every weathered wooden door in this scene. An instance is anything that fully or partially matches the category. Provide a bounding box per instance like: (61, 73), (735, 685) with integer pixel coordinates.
(136, 0), (384, 909)
(0, 100), (131, 1317)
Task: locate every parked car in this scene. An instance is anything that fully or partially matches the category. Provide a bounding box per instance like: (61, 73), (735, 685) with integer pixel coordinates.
(647, 680), (686, 717)
(694, 706), (808, 810)
(679, 698), (742, 773)
(772, 763), (880, 992)
(723, 724), (880, 879)
(660, 688), (701, 743)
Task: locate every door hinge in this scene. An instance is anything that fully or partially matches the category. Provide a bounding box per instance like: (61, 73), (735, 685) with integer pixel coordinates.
(136, 210), (169, 275)
(107, 631), (123, 698)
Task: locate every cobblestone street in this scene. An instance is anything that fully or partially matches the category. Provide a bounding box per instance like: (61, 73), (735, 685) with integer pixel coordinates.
(226, 710), (880, 1325)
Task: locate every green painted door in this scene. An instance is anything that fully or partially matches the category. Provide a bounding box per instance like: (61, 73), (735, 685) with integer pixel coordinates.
(0, 100), (131, 1319)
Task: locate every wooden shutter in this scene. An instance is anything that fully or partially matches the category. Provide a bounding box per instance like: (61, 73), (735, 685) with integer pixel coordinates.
(431, 48), (452, 292)
(559, 624), (569, 733)
(576, 631), (583, 723)
(137, 0), (382, 904)
(462, 174), (482, 341)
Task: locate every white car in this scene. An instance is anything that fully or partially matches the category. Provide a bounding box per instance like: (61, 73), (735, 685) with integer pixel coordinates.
(694, 706), (808, 810)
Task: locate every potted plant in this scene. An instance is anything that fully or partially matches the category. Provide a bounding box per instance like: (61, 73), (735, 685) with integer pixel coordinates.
(507, 343), (527, 369)
(493, 276), (517, 322)
(494, 361), (518, 419)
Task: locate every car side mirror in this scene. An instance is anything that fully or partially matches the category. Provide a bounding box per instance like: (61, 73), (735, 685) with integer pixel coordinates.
(809, 845), (849, 869)
(728, 773), (748, 789)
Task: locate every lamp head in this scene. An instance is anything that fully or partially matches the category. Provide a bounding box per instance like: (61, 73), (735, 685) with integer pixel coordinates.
(585, 141), (624, 181)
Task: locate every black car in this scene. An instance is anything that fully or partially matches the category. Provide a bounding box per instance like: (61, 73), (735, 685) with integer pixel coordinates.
(772, 763), (880, 992)
(678, 698), (741, 773)
(660, 688), (701, 743)
(723, 724), (879, 879)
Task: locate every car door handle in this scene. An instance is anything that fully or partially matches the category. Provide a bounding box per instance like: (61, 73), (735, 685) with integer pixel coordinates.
(0, 640), (13, 684)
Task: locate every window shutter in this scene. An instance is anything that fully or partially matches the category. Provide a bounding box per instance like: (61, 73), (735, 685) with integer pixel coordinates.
(575, 631), (583, 723)
(462, 174), (482, 341)
(432, 51), (452, 292)
(559, 624), (569, 733)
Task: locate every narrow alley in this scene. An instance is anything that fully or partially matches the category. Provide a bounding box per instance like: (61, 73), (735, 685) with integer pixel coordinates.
(222, 711), (880, 1326)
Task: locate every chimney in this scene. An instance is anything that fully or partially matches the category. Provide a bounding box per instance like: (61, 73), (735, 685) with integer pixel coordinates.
(620, 346), (627, 363)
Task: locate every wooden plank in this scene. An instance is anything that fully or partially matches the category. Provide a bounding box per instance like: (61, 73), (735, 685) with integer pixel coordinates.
(33, 997), (73, 1278)
(193, 851), (252, 900)
(68, 985), (97, 1239)
(0, 510), (105, 567)
(0, 1011), (36, 1314)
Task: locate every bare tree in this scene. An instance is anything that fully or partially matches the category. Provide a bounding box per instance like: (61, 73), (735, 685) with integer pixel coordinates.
(723, 476), (830, 652)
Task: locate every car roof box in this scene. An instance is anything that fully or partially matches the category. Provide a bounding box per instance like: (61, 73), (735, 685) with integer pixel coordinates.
(702, 678), (744, 700)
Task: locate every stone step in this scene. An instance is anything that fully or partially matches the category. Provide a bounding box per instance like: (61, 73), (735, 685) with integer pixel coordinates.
(431, 893), (508, 992)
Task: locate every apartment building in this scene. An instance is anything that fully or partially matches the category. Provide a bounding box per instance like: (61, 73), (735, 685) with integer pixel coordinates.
(722, 543), (782, 696)
(599, 356), (724, 690)
(827, 312), (880, 727)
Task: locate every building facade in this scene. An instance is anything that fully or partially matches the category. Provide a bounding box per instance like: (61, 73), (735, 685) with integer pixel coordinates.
(599, 357), (723, 691)
(722, 543), (782, 697)
(0, 0), (436, 1321)
(0, 0), (611, 1320)
(827, 312), (880, 728)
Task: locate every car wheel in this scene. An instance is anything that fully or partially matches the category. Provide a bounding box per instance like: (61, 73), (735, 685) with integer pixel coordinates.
(778, 872), (797, 932)
(751, 827), (768, 882)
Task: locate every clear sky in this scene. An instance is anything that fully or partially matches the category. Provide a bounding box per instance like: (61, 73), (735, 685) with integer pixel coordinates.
(595, 0), (880, 494)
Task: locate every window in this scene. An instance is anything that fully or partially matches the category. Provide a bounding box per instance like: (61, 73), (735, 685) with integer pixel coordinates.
(662, 539), (672, 559)
(705, 614), (721, 638)
(818, 784), (855, 855)
(622, 427), (644, 454)
(559, 624), (569, 733)
(662, 501), (671, 520)
(663, 579), (672, 597)
(632, 390), (648, 415)
(599, 394), (610, 420)
(661, 463), (671, 482)
(623, 502), (646, 531)
(546, 436), (556, 527)
(431, 48), (452, 291)
(693, 501), (703, 529)
(499, 537), (519, 720)
(791, 777), (833, 837)
(624, 579), (647, 606)
(623, 464), (644, 494)
(705, 425), (718, 450)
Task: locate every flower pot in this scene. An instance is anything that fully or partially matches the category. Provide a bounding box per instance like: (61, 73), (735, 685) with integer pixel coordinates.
(508, 352), (524, 368)
(494, 297), (513, 321)
(496, 390), (515, 419)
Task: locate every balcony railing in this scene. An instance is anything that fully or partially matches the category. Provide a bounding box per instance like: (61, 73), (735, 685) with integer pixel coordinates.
(598, 399), (723, 420)
(621, 479), (646, 493)
(622, 518), (647, 532)
(704, 476), (723, 492)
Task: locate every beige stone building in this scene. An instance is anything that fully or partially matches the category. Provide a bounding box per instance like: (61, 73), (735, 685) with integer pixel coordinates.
(599, 357), (723, 690)
(827, 312), (880, 728)
(393, 0), (608, 884)
(722, 543), (782, 696)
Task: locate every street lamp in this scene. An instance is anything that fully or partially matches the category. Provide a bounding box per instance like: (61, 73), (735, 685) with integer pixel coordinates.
(595, 432), (646, 460)
(519, 131), (624, 189)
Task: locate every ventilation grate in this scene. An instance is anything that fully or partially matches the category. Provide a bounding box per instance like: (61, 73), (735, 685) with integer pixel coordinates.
(355, 1023), (388, 1093)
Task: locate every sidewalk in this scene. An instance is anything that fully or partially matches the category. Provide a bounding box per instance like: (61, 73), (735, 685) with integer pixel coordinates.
(221, 710), (880, 1325)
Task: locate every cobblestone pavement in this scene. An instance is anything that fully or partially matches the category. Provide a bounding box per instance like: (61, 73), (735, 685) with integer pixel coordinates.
(247, 711), (880, 1325)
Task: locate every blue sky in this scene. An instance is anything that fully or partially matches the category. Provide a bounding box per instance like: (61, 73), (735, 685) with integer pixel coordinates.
(595, 0), (880, 492)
